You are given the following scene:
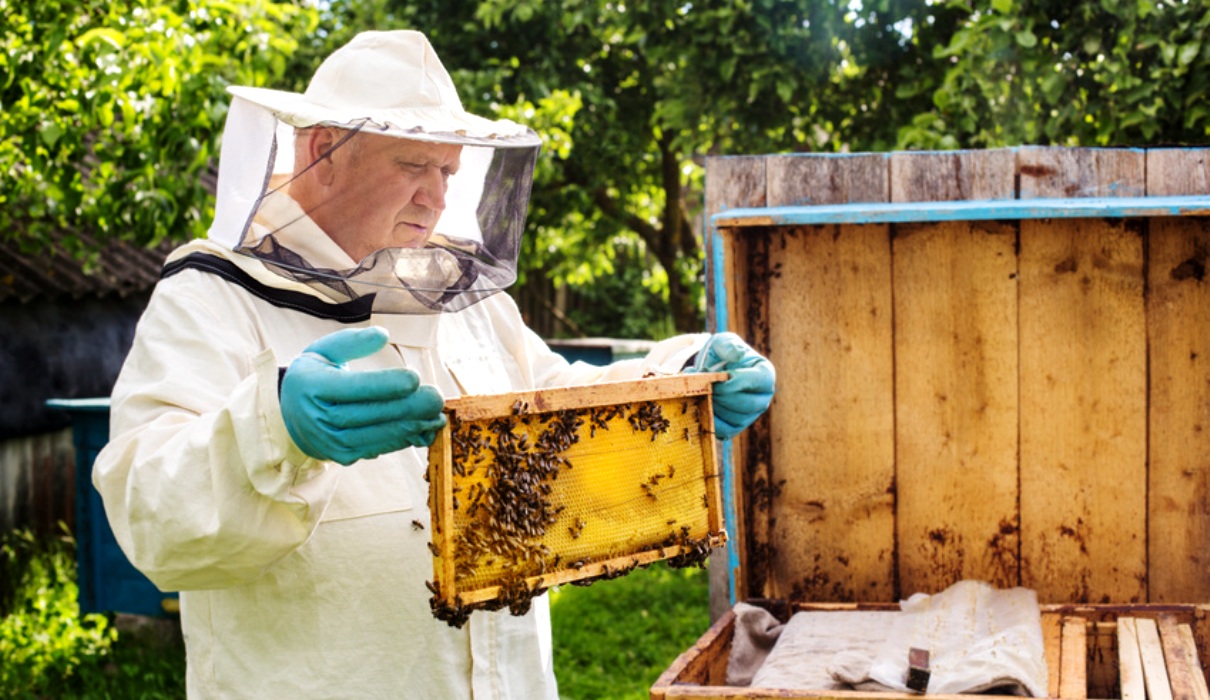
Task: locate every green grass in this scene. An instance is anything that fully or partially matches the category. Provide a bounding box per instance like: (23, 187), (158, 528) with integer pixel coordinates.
(552, 562), (710, 699)
(0, 528), (709, 699)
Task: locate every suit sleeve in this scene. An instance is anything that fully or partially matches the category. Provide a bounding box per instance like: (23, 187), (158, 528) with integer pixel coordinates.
(92, 273), (340, 591)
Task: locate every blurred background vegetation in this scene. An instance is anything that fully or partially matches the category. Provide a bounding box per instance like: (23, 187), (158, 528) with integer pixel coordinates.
(5, 0), (1208, 341)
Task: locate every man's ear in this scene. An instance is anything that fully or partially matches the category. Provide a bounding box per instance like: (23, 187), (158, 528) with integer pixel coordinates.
(299, 127), (341, 186)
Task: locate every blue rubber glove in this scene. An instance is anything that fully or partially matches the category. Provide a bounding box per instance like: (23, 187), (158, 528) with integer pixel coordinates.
(685, 333), (775, 440)
(280, 326), (447, 465)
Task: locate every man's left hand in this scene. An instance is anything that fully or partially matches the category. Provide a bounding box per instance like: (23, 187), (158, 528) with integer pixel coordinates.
(685, 333), (775, 440)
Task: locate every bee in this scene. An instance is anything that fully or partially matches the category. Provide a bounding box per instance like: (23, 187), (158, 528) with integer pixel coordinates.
(412, 519), (425, 531)
(427, 542), (440, 556)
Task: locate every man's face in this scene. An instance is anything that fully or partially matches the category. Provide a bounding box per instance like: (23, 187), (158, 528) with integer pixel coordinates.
(314, 131), (463, 261)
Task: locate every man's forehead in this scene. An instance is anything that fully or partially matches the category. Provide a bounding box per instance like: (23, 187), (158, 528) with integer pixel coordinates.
(359, 131), (462, 162)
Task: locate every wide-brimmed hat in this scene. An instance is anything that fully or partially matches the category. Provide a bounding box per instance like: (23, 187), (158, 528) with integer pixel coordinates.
(227, 30), (539, 148)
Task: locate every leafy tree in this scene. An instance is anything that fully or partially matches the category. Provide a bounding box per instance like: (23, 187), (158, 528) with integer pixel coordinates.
(897, 0), (1210, 148)
(0, 0), (318, 261)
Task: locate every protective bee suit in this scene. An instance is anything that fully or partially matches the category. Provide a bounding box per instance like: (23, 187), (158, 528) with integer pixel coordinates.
(92, 31), (708, 698)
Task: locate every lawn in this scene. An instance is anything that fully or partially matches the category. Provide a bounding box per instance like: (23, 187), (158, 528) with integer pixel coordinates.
(0, 528), (708, 699)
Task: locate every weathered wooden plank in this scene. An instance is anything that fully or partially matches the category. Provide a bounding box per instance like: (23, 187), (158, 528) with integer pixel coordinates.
(1162, 613), (1200, 700)
(889, 149), (1016, 203)
(1018, 217), (1148, 603)
(733, 228), (774, 601)
(1088, 620), (1120, 699)
(1139, 617), (1177, 700)
(1119, 617), (1147, 700)
(705, 156), (768, 214)
(704, 156), (767, 619)
(766, 153), (889, 207)
(1017, 146), (1146, 199)
(1179, 623), (1210, 700)
(1060, 616), (1089, 699)
(1044, 612), (1063, 698)
(728, 229), (774, 602)
(892, 219), (1020, 594)
(650, 608), (736, 697)
(1147, 149), (1210, 196)
(761, 157), (894, 603)
(766, 224), (896, 602)
(713, 197), (1210, 228)
(1146, 216), (1210, 603)
(703, 155), (768, 334)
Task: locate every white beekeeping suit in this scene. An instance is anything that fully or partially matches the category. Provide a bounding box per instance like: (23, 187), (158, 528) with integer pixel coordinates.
(93, 30), (705, 699)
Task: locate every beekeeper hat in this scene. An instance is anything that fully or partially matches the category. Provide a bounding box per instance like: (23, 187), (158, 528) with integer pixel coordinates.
(226, 30), (539, 148)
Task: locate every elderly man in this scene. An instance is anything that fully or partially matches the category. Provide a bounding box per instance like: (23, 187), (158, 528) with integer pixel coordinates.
(93, 30), (774, 698)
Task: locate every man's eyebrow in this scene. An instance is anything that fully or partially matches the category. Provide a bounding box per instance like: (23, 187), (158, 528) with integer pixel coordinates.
(393, 155), (460, 173)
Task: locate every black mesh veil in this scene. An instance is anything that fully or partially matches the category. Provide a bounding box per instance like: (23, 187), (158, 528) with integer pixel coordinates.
(208, 31), (542, 315)
(229, 123), (539, 314)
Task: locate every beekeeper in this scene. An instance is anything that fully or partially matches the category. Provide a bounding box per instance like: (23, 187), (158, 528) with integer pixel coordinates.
(93, 29), (775, 698)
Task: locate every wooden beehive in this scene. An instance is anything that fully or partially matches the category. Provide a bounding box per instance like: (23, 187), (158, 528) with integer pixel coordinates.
(653, 147), (1210, 699)
(425, 373), (729, 627)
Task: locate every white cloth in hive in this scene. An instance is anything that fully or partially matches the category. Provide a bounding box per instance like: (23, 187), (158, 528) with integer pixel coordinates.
(724, 602), (897, 690)
(867, 580), (1048, 697)
(752, 609), (899, 690)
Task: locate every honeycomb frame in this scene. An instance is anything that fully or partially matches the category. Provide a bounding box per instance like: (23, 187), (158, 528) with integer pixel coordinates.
(425, 373), (729, 625)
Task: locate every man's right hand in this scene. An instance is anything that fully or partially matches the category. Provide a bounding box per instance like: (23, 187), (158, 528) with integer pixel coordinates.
(280, 326), (447, 465)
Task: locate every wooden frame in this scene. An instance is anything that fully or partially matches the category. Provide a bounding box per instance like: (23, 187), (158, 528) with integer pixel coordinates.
(426, 373), (728, 617)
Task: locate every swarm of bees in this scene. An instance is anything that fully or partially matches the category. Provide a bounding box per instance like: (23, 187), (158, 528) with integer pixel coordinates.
(427, 392), (725, 628)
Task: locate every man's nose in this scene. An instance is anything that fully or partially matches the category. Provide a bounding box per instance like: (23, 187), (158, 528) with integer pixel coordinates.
(414, 169), (447, 211)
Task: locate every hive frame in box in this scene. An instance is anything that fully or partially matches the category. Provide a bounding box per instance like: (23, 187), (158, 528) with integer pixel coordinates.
(426, 373), (729, 624)
(663, 147), (1210, 699)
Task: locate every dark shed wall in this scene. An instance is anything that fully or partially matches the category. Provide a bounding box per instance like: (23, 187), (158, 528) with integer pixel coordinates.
(0, 293), (148, 535)
(0, 294), (148, 439)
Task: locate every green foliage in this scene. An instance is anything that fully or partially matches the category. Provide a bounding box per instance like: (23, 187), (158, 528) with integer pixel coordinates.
(560, 240), (677, 340)
(0, 0), (318, 259)
(551, 562), (710, 699)
(0, 527), (117, 697)
(896, 0), (1210, 148)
